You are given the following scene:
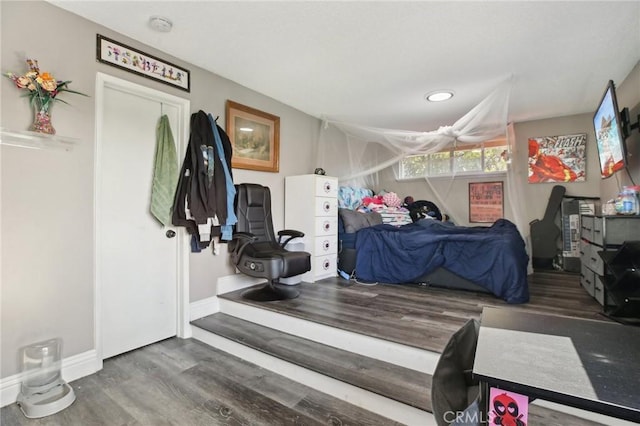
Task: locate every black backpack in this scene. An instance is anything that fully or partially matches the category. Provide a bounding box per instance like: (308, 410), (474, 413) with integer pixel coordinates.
(407, 200), (442, 222)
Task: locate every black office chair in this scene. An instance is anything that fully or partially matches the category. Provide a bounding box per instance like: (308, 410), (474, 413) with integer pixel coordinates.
(431, 319), (482, 426)
(230, 183), (311, 301)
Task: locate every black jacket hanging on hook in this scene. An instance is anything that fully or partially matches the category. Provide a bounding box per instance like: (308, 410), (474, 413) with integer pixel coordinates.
(172, 110), (232, 246)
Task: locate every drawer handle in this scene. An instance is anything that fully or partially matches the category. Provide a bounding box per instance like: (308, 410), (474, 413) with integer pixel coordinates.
(322, 259), (331, 269)
(582, 226), (592, 231)
(595, 287), (602, 292)
(594, 229), (601, 233)
(591, 257), (597, 262)
(323, 182), (332, 193)
(323, 201), (331, 212)
(323, 240), (330, 251)
(579, 251), (585, 255)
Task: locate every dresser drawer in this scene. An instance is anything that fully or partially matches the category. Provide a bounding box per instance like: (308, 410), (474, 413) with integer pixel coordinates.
(584, 244), (604, 276)
(580, 263), (595, 297)
(602, 217), (640, 245)
(314, 177), (338, 198)
(314, 197), (337, 217)
(314, 255), (336, 279)
(579, 239), (589, 259)
(592, 217), (604, 246)
(314, 235), (338, 255)
(594, 274), (606, 306)
(581, 215), (594, 242)
(315, 217), (338, 236)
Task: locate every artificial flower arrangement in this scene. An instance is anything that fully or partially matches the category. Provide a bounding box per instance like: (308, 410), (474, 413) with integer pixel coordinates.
(4, 59), (87, 134)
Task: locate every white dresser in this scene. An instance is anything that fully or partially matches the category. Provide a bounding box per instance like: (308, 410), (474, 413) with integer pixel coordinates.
(285, 174), (338, 282)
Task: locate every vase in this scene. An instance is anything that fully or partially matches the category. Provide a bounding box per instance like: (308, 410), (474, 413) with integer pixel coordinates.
(31, 102), (55, 135)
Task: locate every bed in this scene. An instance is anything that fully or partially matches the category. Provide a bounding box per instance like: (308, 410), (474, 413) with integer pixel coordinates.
(337, 188), (530, 304)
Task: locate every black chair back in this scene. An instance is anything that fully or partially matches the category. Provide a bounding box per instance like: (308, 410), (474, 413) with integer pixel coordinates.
(235, 183), (276, 243)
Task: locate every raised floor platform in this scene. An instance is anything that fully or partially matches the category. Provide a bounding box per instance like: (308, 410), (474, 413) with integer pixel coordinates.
(190, 272), (624, 425)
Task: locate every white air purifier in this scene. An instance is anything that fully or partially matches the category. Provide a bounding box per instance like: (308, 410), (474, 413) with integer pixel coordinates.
(16, 338), (75, 418)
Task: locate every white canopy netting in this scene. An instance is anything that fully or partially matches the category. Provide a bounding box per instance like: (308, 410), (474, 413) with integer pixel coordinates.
(316, 79), (533, 272)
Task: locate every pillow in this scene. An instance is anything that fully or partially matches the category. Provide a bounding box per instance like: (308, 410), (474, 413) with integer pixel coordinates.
(338, 186), (374, 210)
(338, 208), (383, 233)
(382, 192), (402, 207)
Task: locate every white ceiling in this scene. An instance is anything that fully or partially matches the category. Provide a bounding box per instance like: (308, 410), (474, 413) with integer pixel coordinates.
(50, 1), (640, 131)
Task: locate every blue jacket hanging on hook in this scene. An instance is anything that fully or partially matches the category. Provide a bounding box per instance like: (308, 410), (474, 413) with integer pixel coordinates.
(208, 113), (237, 240)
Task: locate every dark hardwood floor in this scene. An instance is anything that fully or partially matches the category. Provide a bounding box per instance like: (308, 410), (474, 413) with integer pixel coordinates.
(1, 271), (610, 426)
(220, 270), (607, 354)
(0, 338), (399, 426)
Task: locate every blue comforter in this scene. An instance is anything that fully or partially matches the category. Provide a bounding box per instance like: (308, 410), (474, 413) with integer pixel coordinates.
(355, 219), (529, 303)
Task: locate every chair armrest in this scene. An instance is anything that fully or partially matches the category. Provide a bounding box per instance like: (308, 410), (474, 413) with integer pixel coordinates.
(278, 229), (305, 238)
(278, 229), (305, 249)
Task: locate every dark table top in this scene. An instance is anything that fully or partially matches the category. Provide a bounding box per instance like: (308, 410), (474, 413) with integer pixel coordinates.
(473, 307), (640, 423)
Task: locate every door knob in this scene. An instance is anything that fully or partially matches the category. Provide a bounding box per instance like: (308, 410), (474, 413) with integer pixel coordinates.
(166, 230), (176, 238)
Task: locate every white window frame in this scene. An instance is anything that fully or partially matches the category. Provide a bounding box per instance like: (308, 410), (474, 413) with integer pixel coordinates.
(397, 138), (508, 181)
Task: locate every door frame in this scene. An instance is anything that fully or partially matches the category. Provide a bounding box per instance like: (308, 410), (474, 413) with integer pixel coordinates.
(94, 72), (191, 364)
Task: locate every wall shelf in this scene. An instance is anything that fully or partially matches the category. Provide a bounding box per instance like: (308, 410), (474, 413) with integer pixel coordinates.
(0, 128), (79, 151)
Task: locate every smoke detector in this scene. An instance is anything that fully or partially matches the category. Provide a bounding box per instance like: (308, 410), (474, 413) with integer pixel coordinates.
(149, 16), (173, 33)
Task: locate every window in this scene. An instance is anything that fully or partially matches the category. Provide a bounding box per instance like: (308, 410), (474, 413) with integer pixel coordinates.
(399, 138), (508, 179)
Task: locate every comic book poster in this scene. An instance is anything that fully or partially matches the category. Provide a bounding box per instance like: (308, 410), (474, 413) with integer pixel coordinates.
(528, 133), (587, 183)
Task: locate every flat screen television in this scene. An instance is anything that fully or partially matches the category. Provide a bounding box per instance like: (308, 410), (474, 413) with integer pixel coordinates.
(593, 80), (627, 179)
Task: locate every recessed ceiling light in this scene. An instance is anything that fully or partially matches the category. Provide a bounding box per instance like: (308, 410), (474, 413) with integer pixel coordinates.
(425, 91), (454, 102)
(149, 16), (173, 33)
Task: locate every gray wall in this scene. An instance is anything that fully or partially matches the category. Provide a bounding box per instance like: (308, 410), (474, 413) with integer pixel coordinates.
(513, 113), (600, 224)
(1, 0), (319, 378)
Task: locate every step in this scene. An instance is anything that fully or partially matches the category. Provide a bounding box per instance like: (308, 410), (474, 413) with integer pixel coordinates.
(218, 280), (460, 354)
(201, 281), (629, 426)
(191, 312), (432, 412)
(217, 296), (439, 374)
(190, 312), (617, 426)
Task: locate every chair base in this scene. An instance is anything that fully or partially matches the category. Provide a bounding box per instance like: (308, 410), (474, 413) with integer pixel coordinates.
(242, 281), (300, 301)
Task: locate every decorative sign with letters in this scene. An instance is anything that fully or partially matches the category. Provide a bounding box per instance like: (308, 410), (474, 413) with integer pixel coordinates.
(96, 34), (190, 92)
(469, 181), (504, 223)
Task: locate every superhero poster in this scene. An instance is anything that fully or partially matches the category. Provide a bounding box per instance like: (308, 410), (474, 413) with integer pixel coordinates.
(489, 387), (528, 426)
(528, 134), (587, 183)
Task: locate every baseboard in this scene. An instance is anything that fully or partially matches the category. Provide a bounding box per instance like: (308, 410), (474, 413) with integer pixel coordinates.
(190, 296), (219, 321)
(1, 349), (100, 407)
(192, 326), (435, 426)
(216, 273), (264, 295)
(189, 274), (265, 321)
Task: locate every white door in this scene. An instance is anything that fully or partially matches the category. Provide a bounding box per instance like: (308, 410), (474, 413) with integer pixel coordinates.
(96, 74), (189, 359)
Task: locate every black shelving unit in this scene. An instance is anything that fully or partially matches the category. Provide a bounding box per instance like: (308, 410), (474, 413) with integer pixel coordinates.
(599, 241), (640, 325)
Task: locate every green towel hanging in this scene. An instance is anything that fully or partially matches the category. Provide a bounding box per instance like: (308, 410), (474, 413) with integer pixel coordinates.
(150, 114), (179, 226)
